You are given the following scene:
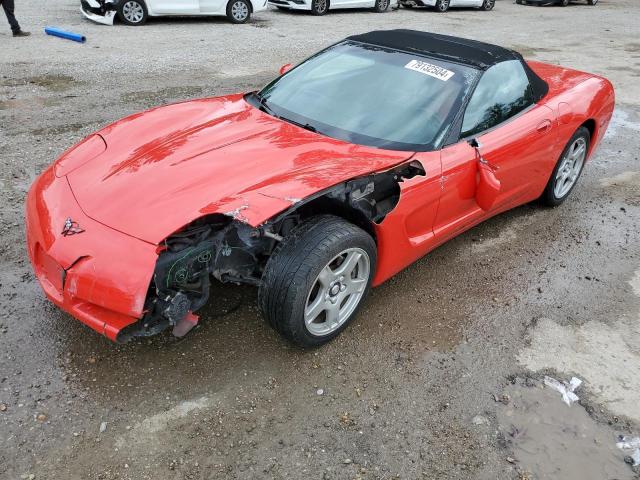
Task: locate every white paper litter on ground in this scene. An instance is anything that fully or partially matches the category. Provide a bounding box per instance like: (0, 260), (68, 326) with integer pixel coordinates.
(543, 376), (582, 406)
(616, 436), (640, 450)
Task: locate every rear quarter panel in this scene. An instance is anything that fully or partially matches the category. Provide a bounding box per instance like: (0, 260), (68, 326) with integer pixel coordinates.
(528, 60), (615, 195)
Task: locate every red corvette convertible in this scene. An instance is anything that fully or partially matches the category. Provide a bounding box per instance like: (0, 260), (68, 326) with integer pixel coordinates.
(26, 30), (614, 347)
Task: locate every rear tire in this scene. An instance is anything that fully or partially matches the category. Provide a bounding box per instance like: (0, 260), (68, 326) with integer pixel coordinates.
(435, 0), (449, 11)
(539, 127), (590, 206)
(481, 0), (495, 9)
(259, 215), (376, 348)
(117, 0), (147, 25)
(310, 0), (329, 14)
(226, 0), (251, 23)
(560, 0), (569, 5)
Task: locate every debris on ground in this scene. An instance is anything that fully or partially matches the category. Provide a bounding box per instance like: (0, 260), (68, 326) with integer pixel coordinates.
(543, 376), (582, 406)
(616, 436), (640, 467)
(99, 422), (107, 433)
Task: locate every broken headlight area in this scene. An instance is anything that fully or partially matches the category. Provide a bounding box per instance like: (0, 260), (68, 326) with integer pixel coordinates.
(117, 214), (276, 342)
(81, 0), (117, 16)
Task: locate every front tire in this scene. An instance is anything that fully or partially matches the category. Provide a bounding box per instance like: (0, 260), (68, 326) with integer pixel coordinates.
(373, 0), (390, 12)
(310, 0), (329, 14)
(117, 0), (148, 25)
(540, 127), (590, 206)
(227, 0), (251, 23)
(435, 0), (449, 11)
(259, 215), (376, 348)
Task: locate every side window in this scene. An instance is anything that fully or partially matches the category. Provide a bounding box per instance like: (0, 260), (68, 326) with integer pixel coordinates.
(460, 60), (533, 138)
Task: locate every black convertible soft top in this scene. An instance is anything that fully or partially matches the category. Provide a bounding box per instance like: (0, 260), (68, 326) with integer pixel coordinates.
(347, 29), (549, 101)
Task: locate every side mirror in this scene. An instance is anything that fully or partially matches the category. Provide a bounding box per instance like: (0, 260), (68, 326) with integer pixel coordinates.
(279, 63), (293, 75)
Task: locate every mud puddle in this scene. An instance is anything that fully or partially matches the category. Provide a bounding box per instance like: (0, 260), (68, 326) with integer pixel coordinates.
(0, 74), (78, 91)
(497, 378), (635, 479)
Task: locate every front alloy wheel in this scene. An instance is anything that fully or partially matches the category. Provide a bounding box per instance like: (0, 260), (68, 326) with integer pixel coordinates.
(311, 0), (329, 15)
(118, 0), (147, 25)
(259, 215), (376, 348)
(227, 0), (251, 23)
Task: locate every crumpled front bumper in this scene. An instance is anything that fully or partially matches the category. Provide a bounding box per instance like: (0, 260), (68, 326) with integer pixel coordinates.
(80, 0), (117, 25)
(25, 166), (158, 341)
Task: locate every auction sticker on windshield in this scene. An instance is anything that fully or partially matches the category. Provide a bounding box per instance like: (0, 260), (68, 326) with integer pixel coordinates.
(404, 60), (455, 81)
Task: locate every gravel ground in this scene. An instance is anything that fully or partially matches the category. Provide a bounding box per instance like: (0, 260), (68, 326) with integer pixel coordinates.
(1, 0), (640, 479)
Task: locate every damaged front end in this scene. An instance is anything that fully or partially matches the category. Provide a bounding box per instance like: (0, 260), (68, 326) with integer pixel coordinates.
(81, 0), (117, 25)
(116, 214), (276, 342)
(116, 160), (425, 342)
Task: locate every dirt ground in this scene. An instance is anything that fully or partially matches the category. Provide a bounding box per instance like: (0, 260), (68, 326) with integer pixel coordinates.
(1, 0), (640, 478)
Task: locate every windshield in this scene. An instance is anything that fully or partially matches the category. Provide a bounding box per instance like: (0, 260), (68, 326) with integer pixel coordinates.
(254, 41), (479, 151)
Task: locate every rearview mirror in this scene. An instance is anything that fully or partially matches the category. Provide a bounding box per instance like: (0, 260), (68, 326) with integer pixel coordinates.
(279, 63), (293, 75)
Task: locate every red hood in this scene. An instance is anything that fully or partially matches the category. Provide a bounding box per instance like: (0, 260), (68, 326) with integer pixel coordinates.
(67, 94), (412, 244)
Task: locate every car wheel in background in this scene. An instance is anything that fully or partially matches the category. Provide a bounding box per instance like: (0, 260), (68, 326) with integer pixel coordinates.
(481, 0), (495, 10)
(560, 0), (569, 5)
(587, 0), (597, 4)
(259, 215), (376, 348)
(374, 0), (390, 12)
(540, 126), (590, 206)
(435, 0), (449, 12)
(117, 0), (147, 25)
(310, 0), (329, 15)
(227, 0), (251, 23)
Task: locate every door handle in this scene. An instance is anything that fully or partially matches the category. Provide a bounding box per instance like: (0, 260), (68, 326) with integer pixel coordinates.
(536, 120), (552, 133)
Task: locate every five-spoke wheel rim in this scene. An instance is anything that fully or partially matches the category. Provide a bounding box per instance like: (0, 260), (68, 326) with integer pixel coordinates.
(123, 1), (144, 23)
(231, 1), (249, 20)
(484, 0), (494, 8)
(378, 0), (389, 10)
(438, 0), (449, 10)
(554, 137), (586, 199)
(315, 0), (328, 12)
(304, 248), (370, 337)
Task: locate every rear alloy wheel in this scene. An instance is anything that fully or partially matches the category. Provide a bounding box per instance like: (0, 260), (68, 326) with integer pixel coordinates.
(117, 0), (147, 25)
(259, 215), (376, 348)
(481, 0), (495, 10)
(227, 0), (251, 23)
(435, 0), (449, 11)
(540, 127), (590, 206)
(311, 0), (329, 15)
(374, 0), (390, 12)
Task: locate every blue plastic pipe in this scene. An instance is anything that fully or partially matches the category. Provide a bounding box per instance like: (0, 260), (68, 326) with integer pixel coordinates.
(44, 27), (86, 43)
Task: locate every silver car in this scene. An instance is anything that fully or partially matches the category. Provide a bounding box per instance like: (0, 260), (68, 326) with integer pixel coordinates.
(400, 0), (494, 11)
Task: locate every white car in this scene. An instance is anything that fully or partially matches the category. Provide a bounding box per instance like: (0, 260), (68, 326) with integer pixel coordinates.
(80, 0), (267, 25)
(399, 0), (494, 11)
(268, 0), (397, 15)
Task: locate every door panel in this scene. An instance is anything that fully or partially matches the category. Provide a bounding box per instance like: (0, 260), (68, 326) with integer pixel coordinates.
(372, 152), (442, 285)
(474, 104), (556, 209)
(433, 141), (482, 236)
(151, 0), (199, 14)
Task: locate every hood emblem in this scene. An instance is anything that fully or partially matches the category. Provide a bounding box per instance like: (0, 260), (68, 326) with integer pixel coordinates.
(61, 217), (84, 236)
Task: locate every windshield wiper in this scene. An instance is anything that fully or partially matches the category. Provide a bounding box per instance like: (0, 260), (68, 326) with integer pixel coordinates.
(279, 116), (318, 133)
(253, 92), (277, 118)
(252, 92), (318, 134)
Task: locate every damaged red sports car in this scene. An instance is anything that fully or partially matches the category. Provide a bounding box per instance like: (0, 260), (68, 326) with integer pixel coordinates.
(26, 30), (615, 347)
